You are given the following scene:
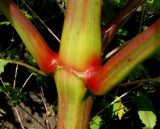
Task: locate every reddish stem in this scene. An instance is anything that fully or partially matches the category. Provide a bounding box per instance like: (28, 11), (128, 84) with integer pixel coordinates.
(86, 19), (160, 95)
(0, 0), (58, 75)
(102, 0), (144, 52)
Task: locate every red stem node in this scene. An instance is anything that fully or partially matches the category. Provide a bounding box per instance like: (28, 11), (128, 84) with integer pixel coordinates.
(86, 19), (160, 95)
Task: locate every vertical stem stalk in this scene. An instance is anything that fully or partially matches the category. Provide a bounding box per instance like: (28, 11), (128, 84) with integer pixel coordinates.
(54, 0), (101, 128)
(59, 0), (102, 71)
(54, 68), (93, 129)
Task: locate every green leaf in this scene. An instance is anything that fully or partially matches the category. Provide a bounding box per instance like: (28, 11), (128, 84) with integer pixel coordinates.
(117, 28), (128, 36)
(90, 116), (102, 129)
(0, 59), (9, 74)
(136, 91), (157, 128)
(147, 0), (154, 4)
(114, 0), (128, 7)
(112, 96), (128, 120)
(146, 0), (160, 12)
(0, 82), (27, 106)
(0, 86), (5, 92)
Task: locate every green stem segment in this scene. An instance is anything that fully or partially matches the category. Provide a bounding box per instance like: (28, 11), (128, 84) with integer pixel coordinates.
(0, 0), (57, 75)
(87, 19), (160, 95)
(58, 0), (102, 72)
(54, 0), (101, 128)
(54, 68), (93, 129)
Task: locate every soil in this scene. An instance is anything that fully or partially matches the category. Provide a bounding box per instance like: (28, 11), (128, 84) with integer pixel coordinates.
(0, 91), (57, 129)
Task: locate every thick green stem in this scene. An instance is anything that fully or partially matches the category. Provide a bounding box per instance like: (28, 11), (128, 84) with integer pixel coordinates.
(58, 0), (102, 72)
(54, 68), (93, 129)
(55, 1), (101, 128)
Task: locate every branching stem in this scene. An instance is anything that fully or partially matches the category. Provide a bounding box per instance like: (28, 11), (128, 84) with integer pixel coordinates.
(3, 59), (47, 76)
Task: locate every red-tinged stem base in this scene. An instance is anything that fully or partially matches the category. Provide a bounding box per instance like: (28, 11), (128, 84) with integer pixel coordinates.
(57, 93), (93, 129)
(54, 68), (93, 129)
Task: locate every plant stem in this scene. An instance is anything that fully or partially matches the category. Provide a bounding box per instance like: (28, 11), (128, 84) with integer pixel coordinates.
(102, 0), (144, 51)
(0, 0), (58, 74)
(59, 0), (102, 72)
(54, 0), (101, 128)
(54, 68), (93, 129)
(14, 107), (25, 129)
(87, 19), (160, 95)
(0, 59), (47, 76)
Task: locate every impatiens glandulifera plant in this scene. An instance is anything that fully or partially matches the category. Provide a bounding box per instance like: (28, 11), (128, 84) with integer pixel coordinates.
(0, 0), (160, 129)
